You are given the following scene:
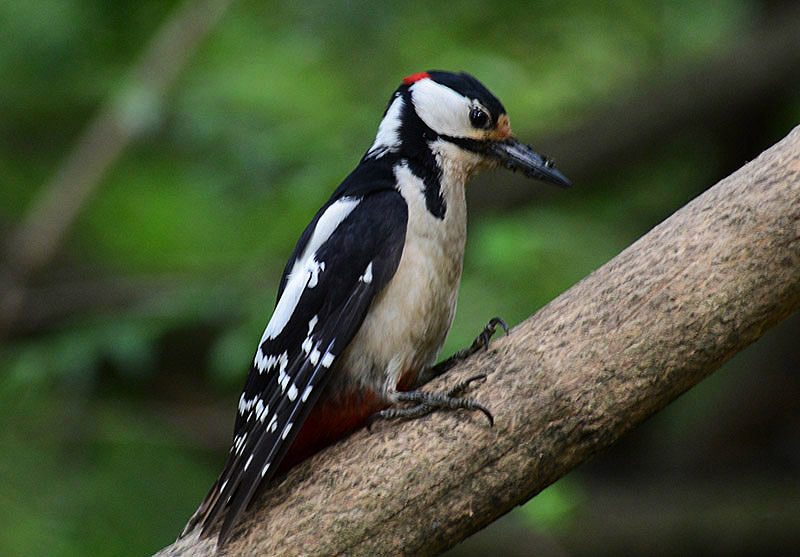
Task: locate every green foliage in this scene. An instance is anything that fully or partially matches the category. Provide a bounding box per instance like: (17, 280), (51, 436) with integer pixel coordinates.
(519, 477), (585, 532)
(0, 389), (214, 556)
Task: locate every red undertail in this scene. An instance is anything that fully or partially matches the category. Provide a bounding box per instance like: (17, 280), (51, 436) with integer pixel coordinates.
(278, 366), (422, 474)
(278, 389), (386, 473)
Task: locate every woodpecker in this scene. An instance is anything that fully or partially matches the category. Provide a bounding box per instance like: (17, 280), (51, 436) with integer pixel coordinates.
(182, 70), (570, 546)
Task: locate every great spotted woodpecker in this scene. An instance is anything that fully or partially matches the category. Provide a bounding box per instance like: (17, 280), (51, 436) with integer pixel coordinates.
(182, 70), (570, 546)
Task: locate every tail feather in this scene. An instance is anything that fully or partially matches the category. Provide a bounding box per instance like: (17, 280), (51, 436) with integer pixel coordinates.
(180, 473), (226, 539)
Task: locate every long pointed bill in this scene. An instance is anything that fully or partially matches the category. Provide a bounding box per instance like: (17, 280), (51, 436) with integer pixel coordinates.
(488, 138), (571, 188)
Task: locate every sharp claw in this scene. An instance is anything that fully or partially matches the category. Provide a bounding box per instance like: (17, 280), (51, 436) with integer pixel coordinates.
(366, 410), (384, 432)
(476, 317), (509, 351)
(422, 317), (509, 385)
(455, 376), (493, 425)
(445, 373), (487, 397)
(477, 404), (494, 427)
(487, 316), (509, 337)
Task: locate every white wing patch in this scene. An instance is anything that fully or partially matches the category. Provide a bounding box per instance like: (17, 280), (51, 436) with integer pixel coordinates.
(260, 197), (360, 341)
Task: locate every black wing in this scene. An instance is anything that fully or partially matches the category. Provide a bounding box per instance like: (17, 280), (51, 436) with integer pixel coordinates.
(185, 188), (407, 545)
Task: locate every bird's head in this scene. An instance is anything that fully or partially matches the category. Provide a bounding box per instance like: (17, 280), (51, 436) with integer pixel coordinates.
(367, 71), (570, 188)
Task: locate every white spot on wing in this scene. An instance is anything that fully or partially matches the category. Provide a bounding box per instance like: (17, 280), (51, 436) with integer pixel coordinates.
(281, 422), (294, 440)
(244, 454), (253, 471)
(254, 349), (288, 375)
(308, 315), (318, 335)
(239, 394), (259, 415)
(260, 197), (360, 340)
(310, 348), (321, 366)
(301, 336), (313, 355)
(302, 385), (313, 402)
(260, 463), (270, 478)
(359, 261), (374, 284)
(288, 384), (298, 401)
(307, 260), (325, 288)
(321, 351), (335, 368)
(277, 365), (291, 391)
(267, 414), (278, 432)
(233, 432), (248, 454)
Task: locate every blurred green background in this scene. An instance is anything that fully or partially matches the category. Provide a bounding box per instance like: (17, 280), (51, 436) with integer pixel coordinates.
(1, 0), (799, 555)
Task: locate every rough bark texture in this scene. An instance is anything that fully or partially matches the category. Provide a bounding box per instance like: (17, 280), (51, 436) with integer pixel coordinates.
(156, 125), (800, 557)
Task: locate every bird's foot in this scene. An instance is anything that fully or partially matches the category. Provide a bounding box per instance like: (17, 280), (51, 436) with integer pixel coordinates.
(425, 316), (509, 381)
(367, 374), (493, 429)
(367, 317), (506, 430)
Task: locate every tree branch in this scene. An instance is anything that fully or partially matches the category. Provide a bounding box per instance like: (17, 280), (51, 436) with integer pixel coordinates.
(157, 125), (800, 556)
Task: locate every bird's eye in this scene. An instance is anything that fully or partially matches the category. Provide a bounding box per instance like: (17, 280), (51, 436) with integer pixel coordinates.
(469, 107), (491, 129)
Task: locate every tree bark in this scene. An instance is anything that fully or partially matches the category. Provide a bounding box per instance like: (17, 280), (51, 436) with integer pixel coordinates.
(156, 125), (800, 556)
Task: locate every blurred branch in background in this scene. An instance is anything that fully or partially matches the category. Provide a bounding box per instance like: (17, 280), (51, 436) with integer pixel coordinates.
(7, 271), (190, 336)
(157, 125), (800, 556)
(0, 0), (235, 339)
(471, 2), (800, 211)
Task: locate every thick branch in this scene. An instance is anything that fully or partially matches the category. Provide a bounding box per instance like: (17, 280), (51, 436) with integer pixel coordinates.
(157, 126), (800, 556)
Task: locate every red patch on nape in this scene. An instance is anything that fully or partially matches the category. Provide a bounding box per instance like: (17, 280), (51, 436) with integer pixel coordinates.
(402, 71), (431, 85)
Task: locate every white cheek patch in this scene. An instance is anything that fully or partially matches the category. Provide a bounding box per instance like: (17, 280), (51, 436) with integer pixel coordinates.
(411, 79), (473, 138)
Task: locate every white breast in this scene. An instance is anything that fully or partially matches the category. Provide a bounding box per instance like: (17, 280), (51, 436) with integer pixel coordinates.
(335, 155), (470, 398)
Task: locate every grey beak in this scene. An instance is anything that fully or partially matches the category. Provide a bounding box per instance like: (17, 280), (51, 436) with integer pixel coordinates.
(488, 138), (571, 188)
